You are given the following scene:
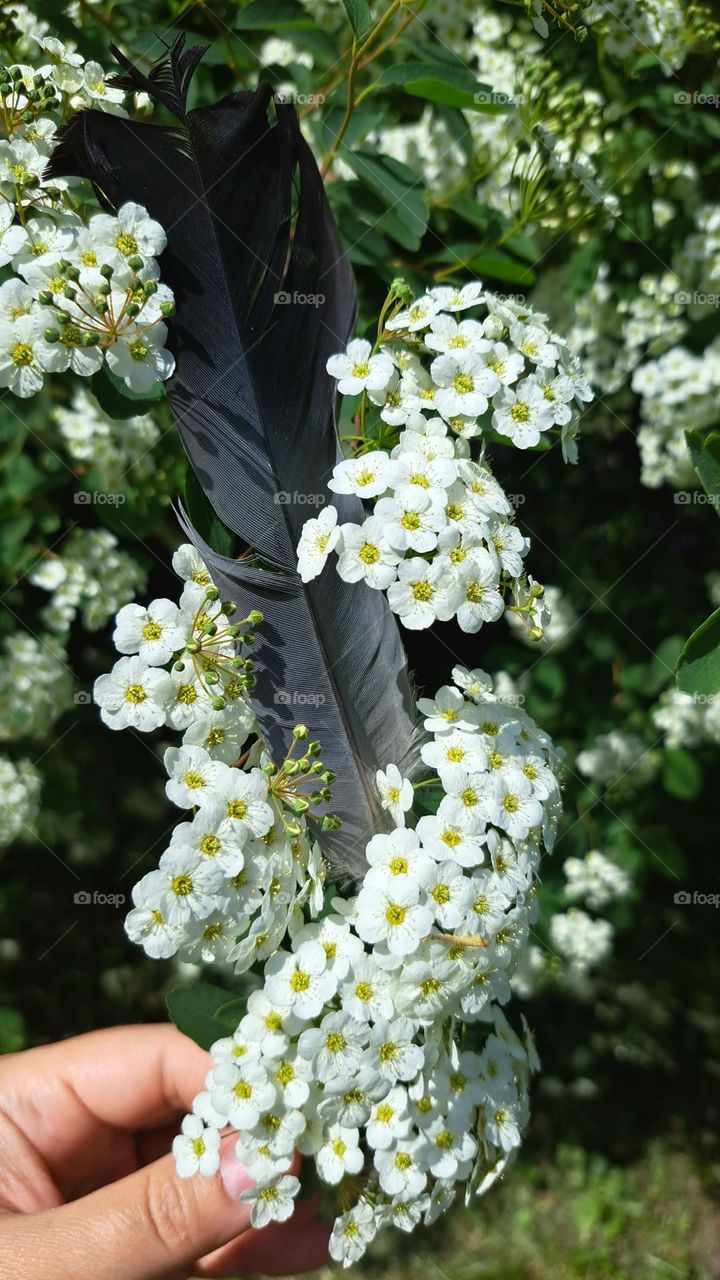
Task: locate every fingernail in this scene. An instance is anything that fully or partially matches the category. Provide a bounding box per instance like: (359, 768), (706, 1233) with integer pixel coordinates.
(220, 1141), (254, 1201)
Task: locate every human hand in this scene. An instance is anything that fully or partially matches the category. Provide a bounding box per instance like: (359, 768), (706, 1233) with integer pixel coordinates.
(0, 1024), (329, 1280)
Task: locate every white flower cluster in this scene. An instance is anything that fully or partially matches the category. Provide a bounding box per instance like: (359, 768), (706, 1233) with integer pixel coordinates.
(30, 528), (146, 633)
(169, 663), (561, 1264)
(652, 687), (720, 750)
(576, 729), (659, 788)
(583, 0), (690, 73)
(633, 341), (720, 490)
(549, 909), (614, 976)
(0, 43), (175, 397)
(0, 631), (72, 741)
(0, 754), (41, 849)
(299, 284), (590, 633)
(52, 386), (160, 489)
(563, 849), (630, 912)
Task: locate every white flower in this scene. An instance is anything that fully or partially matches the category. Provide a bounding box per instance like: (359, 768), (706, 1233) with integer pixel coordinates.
(387, 559), (456, 630)
(0, 314), (63, 397)
(365, 1085), (412, 1150)
(173, 1115), (221, 1178)
(113, 598), (185, 665)
(425, 314), (490, 356)
(429, 281), (484, 311)
(211, 1059), (276, 1129)
(484, 1099), (522, 1151)
(374, 1140), (428, 1198)
(297, 505), (340, 583)
(491, 380), (555, 448)
(298, 1009), (368, 1082)
(424, 861), (474, 929)
(317, 1124), (364, 1184)
(0, 204), (27, 267)
(124, 878), (181, 959)
(374, 487), (445, 554)
(79, 61), (125, 104)
(240, 989), (300, 1058)
(454, 552), (505, 633)
(183, 708), (254, 765)
(431, 352), (500, 419)
(239, 1175), (300, 1228)
(106, 322), (175, 393)
(485, 772), (543, 841)
(365, 1017), (425, 1083)
(336, 518), (400, 590)
(172, 543), (213, 587)
(164, 745), (224, 809)
(214, 766), (274, 843)
(154, 846), (225, 924)
(264, 941), (337, 1019)
(376, 763), (414, 826)
(355, 877), (433, 956)
(452, 666), (493, 700)
(270, 1052), (313, 1108)
(417, 806), (486, 868)
(364, 828), (434, 894)
(421, 729), (487, 781)
(90, 202), (167, 260)
(386, 449), (457, 497)
(509, 321), (559, 368)
(328, 450), (391, 499)
(329, 1202), (378, 1266)
(385, 295), (442, 332)
(417, 685), (479, 734)
(422, 1118), (477, 1178)
(326, 339), (394, 396)
(94, 656), (171, 731)
(339, 954), (395, 1021)
(480, 341), (524, 386)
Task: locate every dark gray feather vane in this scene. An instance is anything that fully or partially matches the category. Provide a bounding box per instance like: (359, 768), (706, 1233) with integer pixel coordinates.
(49, 37), (421, 877)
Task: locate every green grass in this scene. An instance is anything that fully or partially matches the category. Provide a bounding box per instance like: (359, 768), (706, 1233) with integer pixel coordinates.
(311, 1144), (720, 1280)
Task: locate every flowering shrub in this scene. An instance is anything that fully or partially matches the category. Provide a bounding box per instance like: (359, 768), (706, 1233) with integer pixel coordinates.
(98, 533), (561, 1261)
(298, 285), (590, 636)
(1, 0), (720, 1271)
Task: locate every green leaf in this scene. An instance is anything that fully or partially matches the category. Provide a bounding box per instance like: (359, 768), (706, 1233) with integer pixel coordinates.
(676, 606), (720, 697)
(467, 250), (536, 286)
(340, 0), (372, 37)
(662, 747), (702, 800)
(376, 62), (512, 113)
(685, 429), (720, 515)
(181, 467), (236, 559)
(90, 366), (165, 421)
(166, 983), (246, 1050)
(340, 150), (428, 249)
(235, 0), (313, 28)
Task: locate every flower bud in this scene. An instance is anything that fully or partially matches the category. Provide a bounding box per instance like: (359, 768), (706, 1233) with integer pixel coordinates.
(293, 724), (309, 739)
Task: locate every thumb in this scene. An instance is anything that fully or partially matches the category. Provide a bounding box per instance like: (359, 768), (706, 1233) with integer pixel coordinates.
(4, 1135), (255, 1280)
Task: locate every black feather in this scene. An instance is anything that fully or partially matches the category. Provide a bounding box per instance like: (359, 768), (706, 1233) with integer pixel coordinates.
(49, 37), (421, 875)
